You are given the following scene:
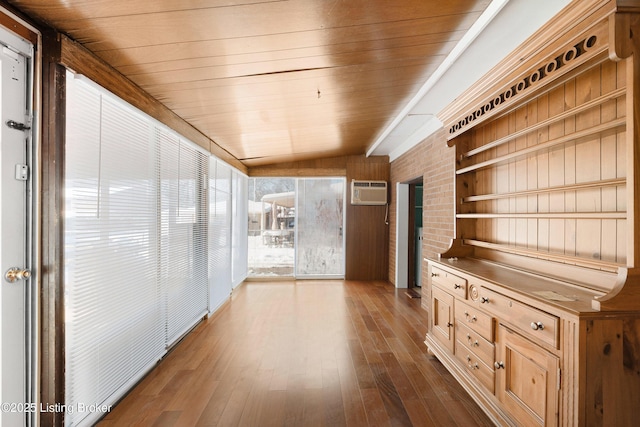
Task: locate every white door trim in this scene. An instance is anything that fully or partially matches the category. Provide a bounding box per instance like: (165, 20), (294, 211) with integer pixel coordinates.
(395, 183), (409, 288)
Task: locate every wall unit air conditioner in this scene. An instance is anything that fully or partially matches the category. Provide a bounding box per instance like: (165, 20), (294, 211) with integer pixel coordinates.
(350, 180), (388, 205)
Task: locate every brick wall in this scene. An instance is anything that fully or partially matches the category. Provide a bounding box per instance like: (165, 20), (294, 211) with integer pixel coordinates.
(388, 128), (456, 286)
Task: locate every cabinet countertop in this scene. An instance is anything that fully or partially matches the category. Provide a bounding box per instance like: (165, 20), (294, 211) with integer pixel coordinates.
(426, 257), (607, 316)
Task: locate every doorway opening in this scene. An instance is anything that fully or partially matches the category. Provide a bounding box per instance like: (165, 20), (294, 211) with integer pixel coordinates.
(407, 179), (423, 289)
(395, 177), (423, 295)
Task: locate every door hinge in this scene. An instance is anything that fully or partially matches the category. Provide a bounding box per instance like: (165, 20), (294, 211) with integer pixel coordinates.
(15, 164), (29, 181)
(6, 120), (31, 131)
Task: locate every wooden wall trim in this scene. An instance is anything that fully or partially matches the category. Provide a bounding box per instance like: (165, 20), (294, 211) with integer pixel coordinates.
(248, 154), (389, 177)
(57, 34), (247, 174)
(250, 167), (346, 177)
(40, 31), (65, 425)
(249, 160), (347, 177)
(0, 4), (37, 44)
(439, 0), (614, 138)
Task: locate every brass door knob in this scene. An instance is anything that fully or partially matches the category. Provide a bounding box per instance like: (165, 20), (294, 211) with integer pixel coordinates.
(4, 268), (31, 283)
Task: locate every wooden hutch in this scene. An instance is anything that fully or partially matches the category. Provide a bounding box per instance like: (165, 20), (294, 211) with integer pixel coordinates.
(423, 1), (640, 425)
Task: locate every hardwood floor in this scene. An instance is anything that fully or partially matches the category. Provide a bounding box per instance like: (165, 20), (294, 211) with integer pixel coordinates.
(97, 280), (494, 426)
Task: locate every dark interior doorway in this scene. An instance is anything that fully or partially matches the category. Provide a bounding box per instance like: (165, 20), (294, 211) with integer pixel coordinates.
(407, 178), (423, 289)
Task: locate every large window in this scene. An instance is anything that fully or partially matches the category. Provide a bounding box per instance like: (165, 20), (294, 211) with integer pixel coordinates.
(248, 177), (345, 278)
(65, 77), (166, 427)
(64, 72), (246, 426)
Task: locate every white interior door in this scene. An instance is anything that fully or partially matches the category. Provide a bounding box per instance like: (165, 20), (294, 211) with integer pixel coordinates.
(0, 41), (31, 427)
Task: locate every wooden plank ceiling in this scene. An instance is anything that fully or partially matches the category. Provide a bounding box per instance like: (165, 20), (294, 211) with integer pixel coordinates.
(10, 0), (491, 166)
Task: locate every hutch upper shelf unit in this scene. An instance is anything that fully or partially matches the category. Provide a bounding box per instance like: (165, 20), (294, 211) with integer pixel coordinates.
(424, 1), (640, 426)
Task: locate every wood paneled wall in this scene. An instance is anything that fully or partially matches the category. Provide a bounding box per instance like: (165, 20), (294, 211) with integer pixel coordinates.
(345, 156), (390, 280)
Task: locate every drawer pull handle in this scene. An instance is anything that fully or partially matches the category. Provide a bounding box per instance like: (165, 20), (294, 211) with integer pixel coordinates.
(446, 322), (454, 328)
(466, 356), (479, 370)
(480, 297), (490, 304)
(530, 321), (545, 331)
(464, 312), (477, 322)
(431, 272), (439, 277)
(467, 334), (479, 347)
(454, 284), (462, 289)
(494, 361), (505, 369)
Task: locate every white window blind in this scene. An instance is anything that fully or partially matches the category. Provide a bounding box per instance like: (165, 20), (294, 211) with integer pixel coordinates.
(161, 129), (209, 345)
(209, 158), (232, 312)
(232, 171), (248, 287)
(65, 74), (164, 427)
(65, 72), (210, 426)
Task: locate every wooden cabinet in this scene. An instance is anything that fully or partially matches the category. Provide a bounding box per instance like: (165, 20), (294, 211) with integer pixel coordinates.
(425, 258), (567, 426)
(495, 325), (559, 427)
(430, 284), (455, 353)
(423, 1), (640, 425)
(423, 258), (617, 426)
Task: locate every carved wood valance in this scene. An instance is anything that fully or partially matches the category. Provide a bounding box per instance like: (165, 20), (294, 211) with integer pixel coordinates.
(439, 0), (639, 142)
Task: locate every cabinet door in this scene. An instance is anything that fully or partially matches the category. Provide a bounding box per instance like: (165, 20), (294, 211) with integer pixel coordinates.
(495, 325), (559, 427)
(431, 286), (455, 353)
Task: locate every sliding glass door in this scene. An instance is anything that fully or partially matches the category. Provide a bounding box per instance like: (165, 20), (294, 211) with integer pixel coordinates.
(248, 178), (295, 276)
(248, 177), (345, 278)
(295, 178), (345, 277)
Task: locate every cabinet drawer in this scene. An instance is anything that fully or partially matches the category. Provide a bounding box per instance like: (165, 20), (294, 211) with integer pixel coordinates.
(480, 287), (559, 349)
(456, 322), (494, 368)
(431, 265), (467, 298)
(455, 299), (494, 342)
(455, 340), (495, 393)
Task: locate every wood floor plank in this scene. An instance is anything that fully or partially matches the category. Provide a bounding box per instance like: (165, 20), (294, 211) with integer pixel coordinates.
(347, 338), (377, 390)
(369, 362), (414, 427)
(360, 388), (392, 427)
(402, 399), (438, 427)
(322, 384), (347, 427)
(282, 388), (306, 427)
(256, 390), (287, 427)
(96, 280), (493, 427)
(336, 352), (369, 427)
(237, 369), (274, 427)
